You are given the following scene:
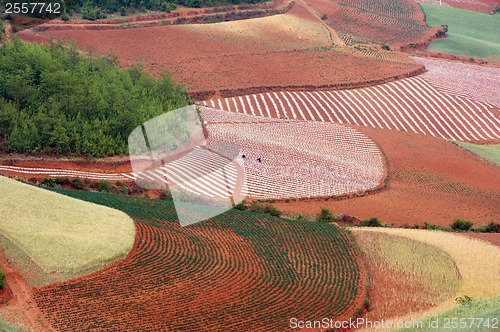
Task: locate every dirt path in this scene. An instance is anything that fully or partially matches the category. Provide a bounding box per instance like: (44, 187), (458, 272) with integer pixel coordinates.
(0, 248), (54, 332)
(299, 0), (344, 46)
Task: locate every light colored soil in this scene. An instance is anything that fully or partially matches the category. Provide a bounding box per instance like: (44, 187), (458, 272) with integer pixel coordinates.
(274, 126), (500, 227)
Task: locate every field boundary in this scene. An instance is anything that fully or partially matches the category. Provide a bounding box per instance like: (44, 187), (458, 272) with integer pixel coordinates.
(190, 65), (426, 100)
(32, 0), (295, 32)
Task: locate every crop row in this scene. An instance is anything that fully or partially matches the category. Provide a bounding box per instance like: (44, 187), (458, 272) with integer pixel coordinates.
(204, 77), (500, 142)
(203, 111), (384, 199)
(1, 109), (385, 200)
(412, 57), (500, 107)
(331, 0), (427, 44)
(34, 191), (366, 331)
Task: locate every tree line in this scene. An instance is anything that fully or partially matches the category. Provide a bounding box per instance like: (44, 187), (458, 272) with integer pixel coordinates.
(68, 0), (269, 20)
(0, 38), (190, 158)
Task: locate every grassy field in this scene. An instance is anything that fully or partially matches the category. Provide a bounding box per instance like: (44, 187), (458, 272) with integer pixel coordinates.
(351, 227), (500, 325)
(420, 4), (500, 60)
(352, 230), (460, 320)
(398, 296), (500, 331)
(0, 319), (18, 332)
(452, 142), (500, 166)
(0, 176), (135, 272)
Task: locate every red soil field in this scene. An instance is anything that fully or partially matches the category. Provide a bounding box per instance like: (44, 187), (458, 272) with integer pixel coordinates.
(325, 0), (431, 45)
(412, 56), (500, 106)
(274, 126), (500, 227)
(463, 233), (500, 247)
(443, 0), (498, 13)
(32, 194), (367, 331)
(352, 231), (460, 323)
(31, 0), (422, 97)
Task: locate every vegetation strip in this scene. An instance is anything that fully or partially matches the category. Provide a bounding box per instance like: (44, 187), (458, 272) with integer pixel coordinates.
(0, 176), (135, 272)
(350, 228), (500, 325)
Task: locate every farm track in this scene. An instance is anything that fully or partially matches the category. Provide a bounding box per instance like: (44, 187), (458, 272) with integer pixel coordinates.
(32, 193), (366, 331)
(0, 248), (53, 332)
(205, 77), (500, 142)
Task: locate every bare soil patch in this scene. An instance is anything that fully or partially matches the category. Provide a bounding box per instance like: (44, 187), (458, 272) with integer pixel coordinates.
(274, 127), (500, 226)
(30, 0), (421, 98)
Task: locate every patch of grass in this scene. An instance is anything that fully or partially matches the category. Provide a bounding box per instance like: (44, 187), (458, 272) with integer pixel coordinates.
(354, 228), (500, 301)
(398, 296), (500, 331)
(420, 4), (500, 59)
(352, 230), (460, 307)
(0, 319), (18, 332)
(0, 176), (135, 273)
(452, 141), (500, 166)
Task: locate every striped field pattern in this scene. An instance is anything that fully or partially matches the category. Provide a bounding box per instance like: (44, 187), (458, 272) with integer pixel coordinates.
(203, 77), (500, 142)
(0, 109), (385, 200)
(202, 108), (384, 199)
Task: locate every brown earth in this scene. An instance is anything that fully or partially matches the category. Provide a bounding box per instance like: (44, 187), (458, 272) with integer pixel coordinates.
(27, 0), (422, 98)
(462, 233), (500, 247)
(443, 0), (498, 13)
(0, 156), (132, 174)
(274, 127), (500, 227)
(0, 248), (52, 331)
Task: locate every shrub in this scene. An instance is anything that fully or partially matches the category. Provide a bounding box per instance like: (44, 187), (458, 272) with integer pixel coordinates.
(363, 298), (371, 311)
(159, 190), (172, 200)
(321, 14), (328, 21)
(71, 178), (83, 189)
(0, 267), (4, 289)
(362, 217), (383, 227)
(249, 201), (281, 217)
(484, 222), (500, 233)
(98, 180), (112, 193)
(41, 177), (57, 187)
(455, 295), (473, 305)
(82, 5), (106, 20)
(61, 12), (70, 21)
(234, 199), (246, 210)
(316, 208), (334, 223)
(120, 6), (127, 16)
(381, 44), (390, 51)
(451, 219), (473, 232)
(291, 214), (304, 221)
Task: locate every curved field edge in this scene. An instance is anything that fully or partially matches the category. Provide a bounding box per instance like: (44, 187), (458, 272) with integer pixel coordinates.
(397, 296), (500, 332)
(451, 141), (500, 166)
(0, 176), (135, 273)
(420, 4), (500, 60)
(351, 230), (461, 322)
(349, 228), (500, 328)
(33, 190), (367, 331)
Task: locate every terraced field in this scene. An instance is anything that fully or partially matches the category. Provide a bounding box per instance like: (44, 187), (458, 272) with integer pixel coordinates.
(33, 190), (366, 331)
(412, 57), (500, 106)
(1, 108), (385, 200)
(204, 77), (500, 142)
(327, 0), (429, 45)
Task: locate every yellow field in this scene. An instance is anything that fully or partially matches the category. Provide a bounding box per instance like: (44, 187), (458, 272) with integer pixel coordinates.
(351, 227), (500, 330)
(0, 176), (135, 272)
(352, 230), (460, 321)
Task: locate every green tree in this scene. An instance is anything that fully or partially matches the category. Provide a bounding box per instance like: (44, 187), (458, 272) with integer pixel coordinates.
(316, 208), (334, 222)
